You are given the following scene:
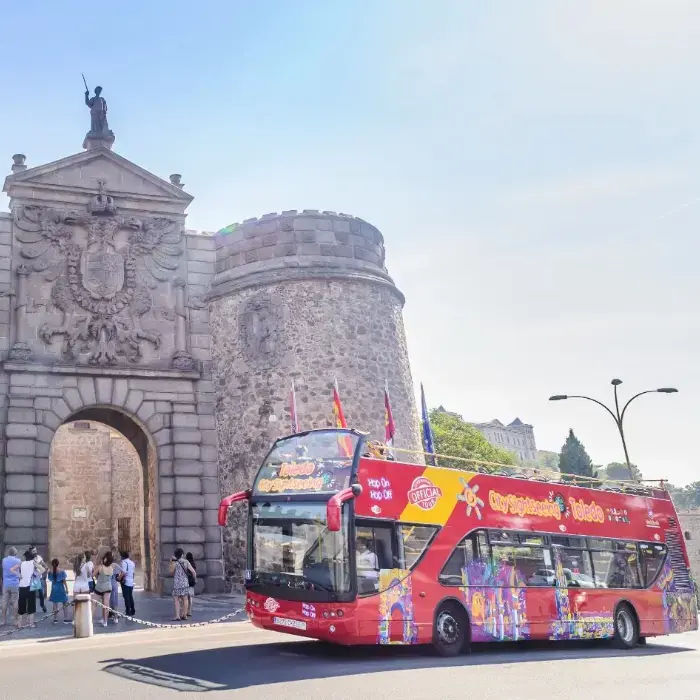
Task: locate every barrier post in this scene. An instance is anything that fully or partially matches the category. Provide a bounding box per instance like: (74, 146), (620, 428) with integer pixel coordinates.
(73, 594), (93, 638)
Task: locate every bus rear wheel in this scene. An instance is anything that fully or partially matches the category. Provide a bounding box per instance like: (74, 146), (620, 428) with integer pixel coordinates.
(433, 602), (470, 657)
(612, 604), (639, 649)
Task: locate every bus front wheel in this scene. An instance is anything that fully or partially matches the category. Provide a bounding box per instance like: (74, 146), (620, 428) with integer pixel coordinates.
(433, 602), (470, 657)
(612, 603), (639, 649)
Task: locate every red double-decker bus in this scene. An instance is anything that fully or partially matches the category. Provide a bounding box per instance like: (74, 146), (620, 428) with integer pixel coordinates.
(219, 429), (697, 655)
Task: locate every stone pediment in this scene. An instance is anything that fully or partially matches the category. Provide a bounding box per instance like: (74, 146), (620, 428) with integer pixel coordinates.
(4, 148), (192, 215)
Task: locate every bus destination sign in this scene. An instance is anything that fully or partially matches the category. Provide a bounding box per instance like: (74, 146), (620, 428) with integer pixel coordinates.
(254, 459), (353, 495)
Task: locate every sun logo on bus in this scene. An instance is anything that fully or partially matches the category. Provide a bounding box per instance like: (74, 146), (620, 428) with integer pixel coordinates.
(457, 478), (484, 520)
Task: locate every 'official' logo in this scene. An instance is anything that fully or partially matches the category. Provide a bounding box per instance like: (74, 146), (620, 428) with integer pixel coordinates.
(408, 476), (442, 510)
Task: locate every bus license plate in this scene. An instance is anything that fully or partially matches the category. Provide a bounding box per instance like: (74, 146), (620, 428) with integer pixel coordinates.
(273, 616), (307, 631)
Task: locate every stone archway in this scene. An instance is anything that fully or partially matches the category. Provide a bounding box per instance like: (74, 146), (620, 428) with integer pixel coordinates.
(48, 409), (159, 590)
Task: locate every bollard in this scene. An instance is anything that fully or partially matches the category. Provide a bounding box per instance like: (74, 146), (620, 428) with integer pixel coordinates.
(73, 594), (93, 638)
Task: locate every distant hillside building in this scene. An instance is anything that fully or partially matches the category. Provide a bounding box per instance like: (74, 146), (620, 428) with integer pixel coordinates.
(469, 418), (537, 463)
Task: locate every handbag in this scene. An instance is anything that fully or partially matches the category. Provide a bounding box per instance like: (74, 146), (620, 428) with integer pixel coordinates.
(30, 566), (42, 592)
(179, 560), (196, 588)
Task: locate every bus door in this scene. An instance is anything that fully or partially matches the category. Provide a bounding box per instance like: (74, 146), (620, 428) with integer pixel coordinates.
(355, 519), (425, 644)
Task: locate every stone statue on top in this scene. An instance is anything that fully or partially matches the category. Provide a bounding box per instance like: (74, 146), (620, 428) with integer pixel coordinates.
(83, 79), (115, 150)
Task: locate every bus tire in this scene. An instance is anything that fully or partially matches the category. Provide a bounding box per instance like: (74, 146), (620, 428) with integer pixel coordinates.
(612, 603), (639, 649)
(433, 602), (470, 657)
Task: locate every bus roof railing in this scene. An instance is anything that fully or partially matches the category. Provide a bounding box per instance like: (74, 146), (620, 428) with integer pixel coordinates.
(365, 441), (669, 497)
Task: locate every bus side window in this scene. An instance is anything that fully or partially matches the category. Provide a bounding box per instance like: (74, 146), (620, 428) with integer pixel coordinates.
(438, 531), (484, 586)
(355, 521), (398, 595)
(399, 525), (438, 569)
(639, 543), (667, 587)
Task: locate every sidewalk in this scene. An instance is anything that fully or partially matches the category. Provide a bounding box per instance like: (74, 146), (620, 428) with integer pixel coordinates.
(0, 588), (247, 645)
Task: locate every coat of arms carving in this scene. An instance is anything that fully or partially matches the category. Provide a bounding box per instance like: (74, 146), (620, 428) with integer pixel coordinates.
(14, 181), (183, 365)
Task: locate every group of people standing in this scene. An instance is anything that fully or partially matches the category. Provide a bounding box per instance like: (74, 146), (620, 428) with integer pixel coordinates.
(2, 545), (199, 629)
(0, 545), (69, 629)
(1, 546), (138, 629)
(72, 549), (136, 627)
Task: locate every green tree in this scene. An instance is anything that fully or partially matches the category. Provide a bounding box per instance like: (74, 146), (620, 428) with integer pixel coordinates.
(666, 482), (700, 511)
(598, 462), (643, 482)
(558, 429), (594, 478)
(430, 408), (516, 470)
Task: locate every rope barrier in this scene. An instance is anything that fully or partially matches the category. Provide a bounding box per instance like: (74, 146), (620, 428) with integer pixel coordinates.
(0, 598), (246, 639)
(91, 599), (246, 629)
(0, 600), (74, 639)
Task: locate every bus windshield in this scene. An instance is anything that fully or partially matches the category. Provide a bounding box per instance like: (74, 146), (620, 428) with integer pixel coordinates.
(252, 430), (359, 496)
(250, 501), (351, 596)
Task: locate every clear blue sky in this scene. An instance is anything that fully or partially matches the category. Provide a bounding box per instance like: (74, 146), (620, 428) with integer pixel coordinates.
(3, 1), (698, 485)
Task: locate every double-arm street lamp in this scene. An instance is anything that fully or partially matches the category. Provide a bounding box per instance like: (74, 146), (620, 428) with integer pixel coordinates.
(549, 379), (678, 481)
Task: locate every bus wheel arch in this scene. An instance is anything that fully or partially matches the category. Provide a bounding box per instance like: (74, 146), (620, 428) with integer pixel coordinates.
(432, 597), (471, 656)
(612, 600), (640, 649)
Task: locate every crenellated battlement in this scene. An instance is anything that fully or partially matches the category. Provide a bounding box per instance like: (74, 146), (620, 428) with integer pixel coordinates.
(206, 209), (398, 301)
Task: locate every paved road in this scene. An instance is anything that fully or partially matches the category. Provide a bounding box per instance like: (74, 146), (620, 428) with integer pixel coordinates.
(1, 623), (698, 700)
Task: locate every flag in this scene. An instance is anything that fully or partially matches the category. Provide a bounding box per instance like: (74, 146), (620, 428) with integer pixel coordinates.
(384, 380), (395, 448)
(290, 380), (299, 433)
(333, 379), (354, 458)
(420, 383), (436, 465)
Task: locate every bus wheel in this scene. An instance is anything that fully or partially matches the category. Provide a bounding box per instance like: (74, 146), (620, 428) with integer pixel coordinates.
(612, 604), (639, 649)
(433, 602), (469, 657)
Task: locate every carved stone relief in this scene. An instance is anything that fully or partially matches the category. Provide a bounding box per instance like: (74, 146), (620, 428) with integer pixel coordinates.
(13, 182), (185, 366)
(239, 293), (283, 366)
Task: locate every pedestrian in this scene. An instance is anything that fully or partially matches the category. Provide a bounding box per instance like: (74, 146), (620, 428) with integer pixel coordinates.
(47, 558), (71, 624)
(29, 545), (47, 613)
(185, 551), (197, 618)
(17, 550), (37, 629)
(169, 548), (195, 621)
(93, 552), (114, 628)
(109, 550), (122, 624)
(84, 550), (95, 593)
(119, 550), (136, 617)
(73, 553), (91, 595)
(1, 546), (21, 628)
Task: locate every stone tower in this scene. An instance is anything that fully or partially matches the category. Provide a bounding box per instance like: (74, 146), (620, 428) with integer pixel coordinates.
(209, 210), (422, 578)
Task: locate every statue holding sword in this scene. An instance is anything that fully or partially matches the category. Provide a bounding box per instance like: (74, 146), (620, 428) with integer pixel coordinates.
(83, 74), (110, 136)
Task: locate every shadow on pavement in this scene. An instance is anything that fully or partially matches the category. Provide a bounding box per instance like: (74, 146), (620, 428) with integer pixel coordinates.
(99, 637), (695, 692)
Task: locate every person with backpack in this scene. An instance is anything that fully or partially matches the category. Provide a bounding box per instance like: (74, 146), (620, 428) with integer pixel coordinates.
(17, 550), (38, 628)
(169, 548), (195, 621)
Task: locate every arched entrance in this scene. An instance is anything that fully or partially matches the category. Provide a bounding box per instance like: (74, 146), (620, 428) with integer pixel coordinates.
(48, 407), (159, 591)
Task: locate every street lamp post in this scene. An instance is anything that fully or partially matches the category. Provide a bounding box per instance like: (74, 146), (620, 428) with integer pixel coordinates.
(549, 379), (678, 481)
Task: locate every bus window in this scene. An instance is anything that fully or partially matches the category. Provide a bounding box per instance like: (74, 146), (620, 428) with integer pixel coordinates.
(438, 531), (486, 586)
(400, 525), (438, 569)
(639, 543), (667, 587)
(355, 521), (397, 595)
(557, 548), (595, 588)
(591, 547), (641, 589)
(491, 540), (551, 587)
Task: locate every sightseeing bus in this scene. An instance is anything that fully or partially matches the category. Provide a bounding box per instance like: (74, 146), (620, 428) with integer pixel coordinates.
(218, 428), (697, 655)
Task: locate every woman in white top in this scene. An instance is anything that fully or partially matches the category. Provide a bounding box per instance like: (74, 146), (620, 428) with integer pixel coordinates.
(18, 550), (37, 628)
(73, 553), (91, 594)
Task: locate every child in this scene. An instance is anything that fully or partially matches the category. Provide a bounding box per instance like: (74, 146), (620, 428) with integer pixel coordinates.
(48, 558), (71, 624)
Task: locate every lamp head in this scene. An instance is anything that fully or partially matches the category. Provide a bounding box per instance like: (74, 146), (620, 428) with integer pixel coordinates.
(549, 395), (568, 401)
(657, 387), (678, 394)
(611, 378), (623, 386)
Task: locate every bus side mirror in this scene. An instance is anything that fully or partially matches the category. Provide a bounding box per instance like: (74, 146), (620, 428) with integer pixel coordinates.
(327, 485), (362, 532)
(218, 489), (251, 526)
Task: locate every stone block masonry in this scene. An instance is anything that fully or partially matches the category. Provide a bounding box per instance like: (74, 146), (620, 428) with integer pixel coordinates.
(0, 134), (422, 594)
(210, 211), (422, 583)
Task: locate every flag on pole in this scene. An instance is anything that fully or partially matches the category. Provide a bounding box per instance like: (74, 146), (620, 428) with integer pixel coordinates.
(420, 383), (436, 465)
(289, 380), (299, 433)
(384, 380), (395, 448)
(333, 379), (354, 457)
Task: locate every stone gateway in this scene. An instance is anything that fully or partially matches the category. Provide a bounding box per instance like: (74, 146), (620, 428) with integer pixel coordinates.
(0, 102), (420, 592)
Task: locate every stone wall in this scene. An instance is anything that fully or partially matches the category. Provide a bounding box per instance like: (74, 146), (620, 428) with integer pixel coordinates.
(0, 149), (225, 592)
(209, 211), (421, 583)
(678, 510), (700, 586)
(49, 421), (143, 567)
